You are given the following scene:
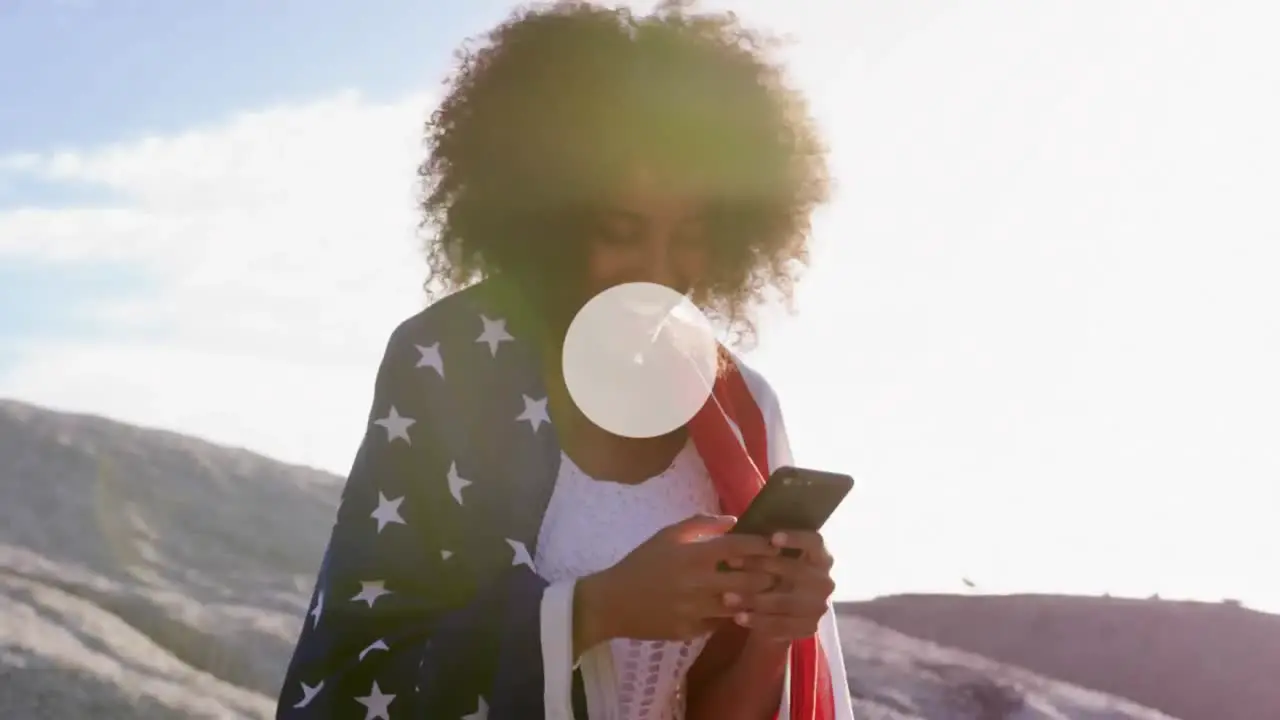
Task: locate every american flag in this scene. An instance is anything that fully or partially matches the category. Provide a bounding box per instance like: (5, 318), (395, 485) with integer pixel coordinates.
(275, 281), (853, 719)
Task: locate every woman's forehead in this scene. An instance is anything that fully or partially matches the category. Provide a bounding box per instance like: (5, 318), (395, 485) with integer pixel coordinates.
(596, 172), (709, 221)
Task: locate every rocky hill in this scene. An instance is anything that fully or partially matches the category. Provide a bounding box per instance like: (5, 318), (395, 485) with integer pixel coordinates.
(0, 398), (1194, 719)
(847, 593), (1280, 720)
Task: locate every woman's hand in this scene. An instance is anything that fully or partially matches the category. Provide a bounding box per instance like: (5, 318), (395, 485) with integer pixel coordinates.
(575, 515), (779, 652)
(683, 532), (835, 719)
(727, 530), (836, 642)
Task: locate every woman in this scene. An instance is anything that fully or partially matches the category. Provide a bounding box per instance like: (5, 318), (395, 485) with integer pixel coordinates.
(277, 2), (852, 718)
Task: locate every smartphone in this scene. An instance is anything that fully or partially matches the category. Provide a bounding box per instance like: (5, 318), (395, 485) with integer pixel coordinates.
(729, 466), (854, 559)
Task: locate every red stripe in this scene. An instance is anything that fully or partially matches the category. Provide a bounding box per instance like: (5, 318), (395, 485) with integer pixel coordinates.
(688, 355), (835, 720)
(720, 366), (769, 487)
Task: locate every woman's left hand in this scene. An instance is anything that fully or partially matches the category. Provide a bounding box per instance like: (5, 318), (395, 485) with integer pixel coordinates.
(723, 530), (836, 642)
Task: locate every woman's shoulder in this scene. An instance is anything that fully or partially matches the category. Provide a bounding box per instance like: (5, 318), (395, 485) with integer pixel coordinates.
(724, 352), (784, 417)
(724, 352), (796, 468)
(384, 282), (496, 350)
(368, 282), (525, 395)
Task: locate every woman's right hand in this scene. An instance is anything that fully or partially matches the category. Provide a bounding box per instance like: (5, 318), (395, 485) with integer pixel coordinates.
(574, 515), (780, 651)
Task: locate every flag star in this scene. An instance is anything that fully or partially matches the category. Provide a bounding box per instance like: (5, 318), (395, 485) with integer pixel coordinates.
(373, 406), (415, 444)
(354, 680), (395, 720)
(446, 462), (471, 505)
(516, 395), (550, 432)
(370, 492), (406, 534)
(351, 580), (391, 609)
(476, 315), (514, 357)
(309, 590), (324, 628)
(506, 538), (534, 571)
(359, 638), (389, 662)
(294, 680), (324, 708)
(415, 342), (444, 378)
(463, 696), (489, 720)
(441, 549), (453, 561)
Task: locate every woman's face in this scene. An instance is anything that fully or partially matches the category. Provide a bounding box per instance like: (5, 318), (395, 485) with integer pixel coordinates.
(582, 168), (710, 300)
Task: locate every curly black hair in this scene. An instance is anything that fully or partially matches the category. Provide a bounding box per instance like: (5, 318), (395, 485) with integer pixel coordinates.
(418, 0), (829, 338)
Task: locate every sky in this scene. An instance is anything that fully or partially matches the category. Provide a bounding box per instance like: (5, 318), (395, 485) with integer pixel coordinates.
(2, 0), (1278, 612)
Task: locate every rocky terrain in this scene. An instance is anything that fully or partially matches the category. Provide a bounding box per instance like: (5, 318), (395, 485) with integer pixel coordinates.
(0, 398), (1246, 718)
(847, 593), (1280, 720)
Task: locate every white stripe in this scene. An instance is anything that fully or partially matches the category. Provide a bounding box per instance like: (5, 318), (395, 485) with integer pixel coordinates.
(778, 654), (792, 719)
(729, 355), (795, 473)
(540, 580), (620, 719)
(580, 643), (619, 719)
(819, 607), (856, 720)
(734, 356), (857, 719)
(540, 580), (577, 719)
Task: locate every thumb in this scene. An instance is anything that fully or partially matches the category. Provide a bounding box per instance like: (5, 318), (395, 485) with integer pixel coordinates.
(666, 513), (737, 542)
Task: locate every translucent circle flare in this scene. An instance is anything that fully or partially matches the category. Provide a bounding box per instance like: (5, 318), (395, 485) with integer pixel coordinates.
(561, 282), (719, 439)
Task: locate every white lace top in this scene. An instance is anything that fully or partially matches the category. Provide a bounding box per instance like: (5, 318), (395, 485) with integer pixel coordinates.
(534, 440), (721, 720)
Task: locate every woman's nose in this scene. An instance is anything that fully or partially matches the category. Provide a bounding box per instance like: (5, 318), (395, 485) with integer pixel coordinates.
(633, 233), (680, 289)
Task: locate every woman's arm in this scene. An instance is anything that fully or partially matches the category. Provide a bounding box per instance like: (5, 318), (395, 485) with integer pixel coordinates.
(686, 624), (788, 720)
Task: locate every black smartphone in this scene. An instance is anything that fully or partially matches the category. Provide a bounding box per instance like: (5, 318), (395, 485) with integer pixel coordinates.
(729, 466), (854, 559)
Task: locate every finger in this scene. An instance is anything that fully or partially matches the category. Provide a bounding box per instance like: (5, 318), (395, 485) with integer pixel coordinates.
(724, 562), (835, 608)
(740, 589), (830, 619)
(701, 568), (776, 599)
(680, 589), (759, 623)
(667, 514), (737, 542)
(728, 557), (797, 594)
(734, 555), (808, 583)
(790, 563), (837, 602)
(685, 599), (742, 622)
(768, 531), (831, 567)
(732, 611), (820, 641)
(698, 533), (778, 563)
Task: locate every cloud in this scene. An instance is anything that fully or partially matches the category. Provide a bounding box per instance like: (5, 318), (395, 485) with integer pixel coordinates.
(0, 90), (438, 472)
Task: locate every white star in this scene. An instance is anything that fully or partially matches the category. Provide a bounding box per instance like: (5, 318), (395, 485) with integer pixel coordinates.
(463, 696), (489, 720)
(308, 590), (324, 628)
(441, 549), (453, 561)
(373, 406), (415, 444)
(354, 680), (395, 720)
(351, 580), (391, 609)
(359, 638), (389, 662)
(415, 342), (444, 378)
(516, 395), (550, 432)
(293, 680), (324, 708)
(447, 462), (471, 506)
(476, 315), (514, 357)
(507, 538), (534, 571)
(370, 492), (406, 534)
